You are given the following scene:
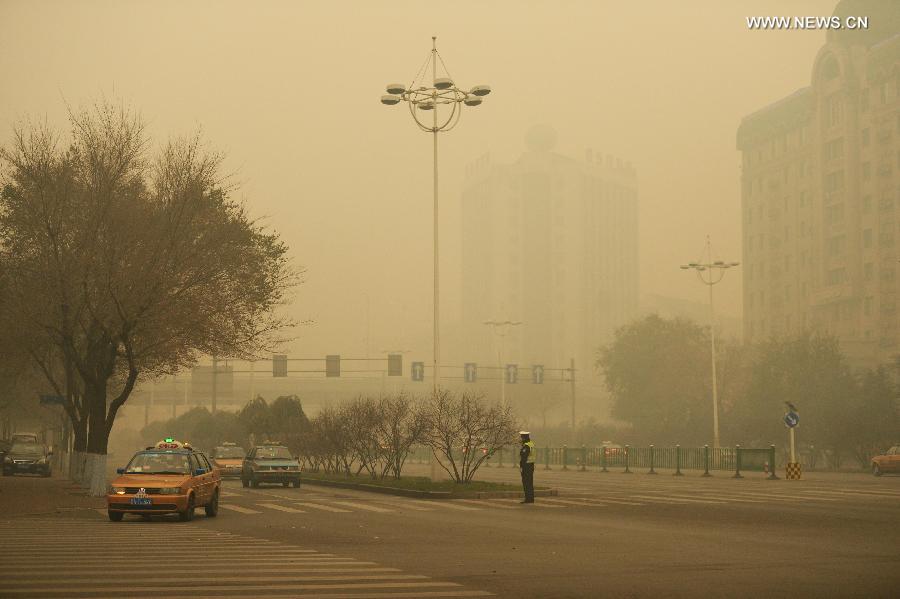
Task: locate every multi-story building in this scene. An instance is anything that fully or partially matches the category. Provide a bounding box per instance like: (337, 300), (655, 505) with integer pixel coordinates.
(736, 1), (900, 367)
(460, 125), (638, 386)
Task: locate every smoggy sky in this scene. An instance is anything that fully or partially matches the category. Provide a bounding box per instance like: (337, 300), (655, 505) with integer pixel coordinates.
(0, 0), (834, 362)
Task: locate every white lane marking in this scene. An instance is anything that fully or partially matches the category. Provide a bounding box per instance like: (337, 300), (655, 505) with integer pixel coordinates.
(294, 501), (352, 513)
(257, 502), (308, 513)
(571, 496), (646, 506)
(497, 499), (564, 508)
(0, 567), (402, 576)
(329, 500), (395, 513)
(1, 574), (432, 587)
(435, 501), (482, 511)
(540, 498), (606, 508)
(218, 504), (262, 514)
(454, 499), (517, 509)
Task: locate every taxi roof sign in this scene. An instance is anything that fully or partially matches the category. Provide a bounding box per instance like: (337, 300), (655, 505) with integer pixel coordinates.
(155, 439), (190, 450)
(164, 437), (174, 443)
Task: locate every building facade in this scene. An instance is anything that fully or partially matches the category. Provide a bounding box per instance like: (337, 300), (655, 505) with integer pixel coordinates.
(736, 1), (900, 367)
(460, 126), (638, 385)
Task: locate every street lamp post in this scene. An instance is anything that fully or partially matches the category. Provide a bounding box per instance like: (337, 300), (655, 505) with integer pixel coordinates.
(382, 37), (491, 394)
(680, 237), (739, 449)
(483, 320), (522, 407)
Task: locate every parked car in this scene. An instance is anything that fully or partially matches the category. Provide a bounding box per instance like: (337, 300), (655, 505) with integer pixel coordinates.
(2, 442), (52, 477)
(241, 443), (301, 488)
(871, 446), (900, 476)
(106, 438), (221, 522)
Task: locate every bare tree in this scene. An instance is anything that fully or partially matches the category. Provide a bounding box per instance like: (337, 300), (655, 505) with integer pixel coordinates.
(0, 101), (297, 495)
(376, 393), (427, 479)
(421, 390), (519, 483)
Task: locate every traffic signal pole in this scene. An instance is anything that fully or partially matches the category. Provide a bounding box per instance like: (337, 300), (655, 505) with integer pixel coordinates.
(570, 358), (576, 430)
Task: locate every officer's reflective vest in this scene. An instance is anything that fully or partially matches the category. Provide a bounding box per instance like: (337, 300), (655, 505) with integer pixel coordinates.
(524, 440), (536, 464)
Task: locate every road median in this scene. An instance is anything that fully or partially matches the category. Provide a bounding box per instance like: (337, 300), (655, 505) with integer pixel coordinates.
(300, 472), (558, 499)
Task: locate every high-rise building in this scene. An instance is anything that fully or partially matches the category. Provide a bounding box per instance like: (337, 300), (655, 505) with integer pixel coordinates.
(736, 0), (900, 367)
(460, 125), (638, 385)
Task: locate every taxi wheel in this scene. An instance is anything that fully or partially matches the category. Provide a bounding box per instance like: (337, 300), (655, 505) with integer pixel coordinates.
(873, 463), (882, 477)
(179, 494), (195, 522)
(241, 477), (249, 488)
(108, 511), (124, 522)
(251, 477), (260, 488)
(205, 490), (219, 517)
(292, 479), (301, 488)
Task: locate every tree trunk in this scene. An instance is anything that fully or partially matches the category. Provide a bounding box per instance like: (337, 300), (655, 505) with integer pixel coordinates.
(83, 383), (110, 496)
(70, 417), (88, 483)
(84, 453), (108, 497)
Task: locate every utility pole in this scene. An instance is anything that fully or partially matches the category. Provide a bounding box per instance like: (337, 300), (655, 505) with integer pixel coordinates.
(569, 358), (576, 430)
(211, 355), (218, 415)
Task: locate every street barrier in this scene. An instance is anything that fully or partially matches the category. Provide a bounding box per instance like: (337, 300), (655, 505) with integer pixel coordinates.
(406, 444), (780, 478)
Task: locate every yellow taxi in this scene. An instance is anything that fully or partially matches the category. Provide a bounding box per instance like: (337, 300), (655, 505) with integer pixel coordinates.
(106, 438), (221, 522)
(210, 442), (246, 477)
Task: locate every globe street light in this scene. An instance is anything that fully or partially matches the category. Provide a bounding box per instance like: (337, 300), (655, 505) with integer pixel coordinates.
(382, 37), (490, 393)
(680, 237), (740, 449)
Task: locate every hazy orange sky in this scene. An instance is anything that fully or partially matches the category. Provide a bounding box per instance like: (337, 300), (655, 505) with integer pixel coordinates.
(0, 0), (835, 362)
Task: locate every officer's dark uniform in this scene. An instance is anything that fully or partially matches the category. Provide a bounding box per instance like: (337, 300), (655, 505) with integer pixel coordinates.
(519, 432), (535, 503)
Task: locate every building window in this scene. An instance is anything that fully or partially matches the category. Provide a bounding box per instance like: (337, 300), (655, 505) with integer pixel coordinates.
(861, 88), (870, 112)
(862, 162), (871, 181)
(823, 138), (844, 161)
(824, 170), (844, 193)
(864, 228), (873, 248)
(865, 262), (874, 280)
(784, 226), (791, 242)
(799, 190), (806, 207)
(784, 254), (792, 272)
(826, 235), (845, 256)
(862, 128), (870, 146)
(863, 195), (872, 212)
(865, 296), (873, 316)
(827, 94), (843, 127)
(827, 268), (846, 285)
(824, 203), (845, 224)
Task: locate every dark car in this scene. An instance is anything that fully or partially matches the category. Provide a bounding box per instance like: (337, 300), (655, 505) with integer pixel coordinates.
(2, 442), (52, 477)
(0, 440), (12, 465)
(241, 444), (301, 488)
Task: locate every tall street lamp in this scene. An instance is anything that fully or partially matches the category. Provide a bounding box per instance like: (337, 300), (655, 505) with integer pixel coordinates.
(382, 36), (491, 393)
(680, 237), (739, 449)
(483, 319), (522, 408)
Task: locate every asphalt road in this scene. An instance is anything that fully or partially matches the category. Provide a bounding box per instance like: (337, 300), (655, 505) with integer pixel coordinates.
(1, 468), (897, 598)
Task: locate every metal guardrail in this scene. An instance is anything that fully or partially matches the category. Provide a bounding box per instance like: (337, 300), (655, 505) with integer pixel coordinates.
(408, 444), (779, 478)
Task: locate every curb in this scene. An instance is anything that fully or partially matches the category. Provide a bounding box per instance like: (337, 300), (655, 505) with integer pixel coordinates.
(300, 477), (558, 499)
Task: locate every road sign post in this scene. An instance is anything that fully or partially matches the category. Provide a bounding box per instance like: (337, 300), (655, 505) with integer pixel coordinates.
(784, 410), (801, 480)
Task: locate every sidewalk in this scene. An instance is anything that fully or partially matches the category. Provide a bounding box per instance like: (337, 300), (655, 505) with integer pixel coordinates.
(0, 474), (104, 518)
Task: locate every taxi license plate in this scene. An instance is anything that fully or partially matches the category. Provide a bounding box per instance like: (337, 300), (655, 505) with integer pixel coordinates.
(130, 498), (152, 505)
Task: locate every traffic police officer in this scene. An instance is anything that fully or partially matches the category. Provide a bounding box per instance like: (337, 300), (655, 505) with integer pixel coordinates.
(519, 431), (536, 503)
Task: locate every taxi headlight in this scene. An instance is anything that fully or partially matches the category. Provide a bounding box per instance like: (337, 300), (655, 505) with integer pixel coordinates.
(159, 487), (181, 495)
(111, 487), (126, 495)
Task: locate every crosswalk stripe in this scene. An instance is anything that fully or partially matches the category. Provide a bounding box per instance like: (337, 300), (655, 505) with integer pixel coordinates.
(454, 499), (517, 509)
(218, 504), (262, 514)
(629, 494), (727, 505)
(370, 499), (435, 511)
(2, 574), (431, 587)
(294, 501), (352, 513)
(257, 502), (308, 513)
(329, 500), (395, 513)
(125, 591), (494, 599)
(4, 581), (463, 594)
(0, 567), (402, 577)
(540, 498), (606, 507)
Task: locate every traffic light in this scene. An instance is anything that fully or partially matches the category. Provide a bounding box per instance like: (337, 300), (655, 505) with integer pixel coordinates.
(273, 354), (288, 377)
(387, 354), (402, 377)
(532, 365), (544, 384)
(326, 354), (341, 377)
(411, 361), (425, 382)
(464, 363), (477, 383)
(505, 364), (518, 384)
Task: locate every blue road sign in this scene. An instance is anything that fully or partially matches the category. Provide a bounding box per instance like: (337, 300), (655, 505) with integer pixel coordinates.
(532, 365), (544, 384)
(464, 363), (477, 383)
(784, 411), (800, 428)
(505, 364), (518, 384)
(411, 361), (425, 382)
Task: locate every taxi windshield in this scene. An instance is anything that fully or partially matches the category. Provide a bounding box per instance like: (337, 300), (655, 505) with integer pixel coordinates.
(125, 452), (192, 475)
(10, 443), (44, 455)
(255, 446), (292, 460)
(214, 446), (246, 459)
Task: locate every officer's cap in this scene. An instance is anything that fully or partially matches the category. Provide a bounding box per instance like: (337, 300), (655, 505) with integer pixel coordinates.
(519, 431), (530, 436)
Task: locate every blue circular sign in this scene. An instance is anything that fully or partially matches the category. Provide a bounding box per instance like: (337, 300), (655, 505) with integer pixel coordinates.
(784, 411), (800, 428)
